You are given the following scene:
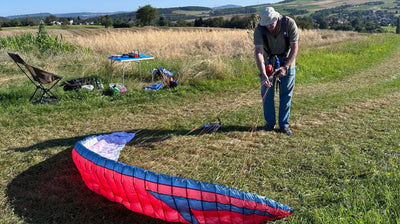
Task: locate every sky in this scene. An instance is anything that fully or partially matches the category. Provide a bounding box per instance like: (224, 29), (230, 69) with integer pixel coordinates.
(1, 0), (280, 17)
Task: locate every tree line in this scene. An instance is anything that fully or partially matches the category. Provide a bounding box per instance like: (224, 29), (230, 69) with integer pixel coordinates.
(134, 5), (400, 34)
(0, 14), (93, 28)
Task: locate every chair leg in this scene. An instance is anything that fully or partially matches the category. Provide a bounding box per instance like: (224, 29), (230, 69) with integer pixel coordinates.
(30, 80), (62, 104)
(45, 79), (61, 100)
(31, 86), (60, 104)
(46, 90), (59, 99)
(30, 87), (41, 102)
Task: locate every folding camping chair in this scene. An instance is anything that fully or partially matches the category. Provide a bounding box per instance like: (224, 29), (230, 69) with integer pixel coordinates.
(8, 52), (63, 104)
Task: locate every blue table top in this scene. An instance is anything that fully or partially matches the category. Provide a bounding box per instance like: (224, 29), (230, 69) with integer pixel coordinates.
(108, 54), (154, 61)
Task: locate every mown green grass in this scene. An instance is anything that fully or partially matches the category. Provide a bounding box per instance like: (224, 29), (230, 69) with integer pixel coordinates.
(296, 34), (400, 84)
(0, 31), (399, 224)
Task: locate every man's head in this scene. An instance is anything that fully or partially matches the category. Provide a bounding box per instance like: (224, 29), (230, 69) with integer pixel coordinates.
(259, 7), (280, 30)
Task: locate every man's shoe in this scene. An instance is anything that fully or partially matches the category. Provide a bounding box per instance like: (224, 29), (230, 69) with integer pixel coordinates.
(280, 127), (293, 136)
(261, 125), (275, 131)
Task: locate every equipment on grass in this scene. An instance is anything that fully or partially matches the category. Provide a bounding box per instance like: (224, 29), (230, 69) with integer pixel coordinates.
(122, 50), (140, 58)
(72, 132), (294, 224)
(203, 117), (222, 132)
(153, 67), (178, 88)
(167, 76), (178, 88)
(142, 82), (163, 91)
(62, 76), (104, 91)
(109, 83), (127, 93)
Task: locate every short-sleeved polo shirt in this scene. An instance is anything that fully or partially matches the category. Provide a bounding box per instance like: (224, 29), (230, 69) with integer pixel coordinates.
(254, 15), (299, 68)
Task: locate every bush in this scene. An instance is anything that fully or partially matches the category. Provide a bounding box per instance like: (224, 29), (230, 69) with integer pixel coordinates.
(0, 22), (76, 53)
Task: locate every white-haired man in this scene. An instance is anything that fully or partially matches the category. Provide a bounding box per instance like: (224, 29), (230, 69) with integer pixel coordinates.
(254, 7), (299, 136)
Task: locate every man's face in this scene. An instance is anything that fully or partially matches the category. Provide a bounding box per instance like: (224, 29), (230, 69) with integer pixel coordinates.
(265, 20), (278, 31)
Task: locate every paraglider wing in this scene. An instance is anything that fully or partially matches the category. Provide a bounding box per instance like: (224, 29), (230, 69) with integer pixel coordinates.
(72, 132), (293, 224)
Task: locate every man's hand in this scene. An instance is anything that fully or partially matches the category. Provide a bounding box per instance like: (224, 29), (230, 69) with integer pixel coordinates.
(274, 66), (288, 78)
(261, 75), (273, 87)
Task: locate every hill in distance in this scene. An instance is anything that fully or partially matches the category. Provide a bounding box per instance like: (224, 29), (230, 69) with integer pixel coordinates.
(212, 4), (242, 10)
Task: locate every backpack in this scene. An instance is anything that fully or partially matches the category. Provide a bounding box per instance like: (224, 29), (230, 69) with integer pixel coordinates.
(62, 76), (104, 91)
(153, 67), (178, 88)
(259, 16), (290, 58)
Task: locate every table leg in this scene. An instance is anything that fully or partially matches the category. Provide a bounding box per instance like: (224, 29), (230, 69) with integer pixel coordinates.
(150, 61), (153, 82)
(110, 60), (113, 82)
(139, 61), (142, 81)
(122, 61), (125, 85)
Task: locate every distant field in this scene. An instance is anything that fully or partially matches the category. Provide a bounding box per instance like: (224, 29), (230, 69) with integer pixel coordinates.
(0, 24), (103, 31)
(172, 10), (210, 16)
(273, 0), (394, 11)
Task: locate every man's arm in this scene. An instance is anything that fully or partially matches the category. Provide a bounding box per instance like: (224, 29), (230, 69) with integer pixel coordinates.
(276, 41), (298, 77)
(285, 42), (298, 69)
(255, 45), (272, 86)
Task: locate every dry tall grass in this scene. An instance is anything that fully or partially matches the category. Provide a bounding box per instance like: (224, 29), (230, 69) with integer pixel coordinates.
(63, 27), (363, 59)
(1, 27), (363, 59)
(67, 28), (254, 60)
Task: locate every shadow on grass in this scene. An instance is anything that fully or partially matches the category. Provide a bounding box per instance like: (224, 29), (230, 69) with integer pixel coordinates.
(6, 125), (255, 223)
(9, 125), (256, 152)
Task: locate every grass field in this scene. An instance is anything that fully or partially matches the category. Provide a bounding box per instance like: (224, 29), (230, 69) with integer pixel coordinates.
(0, 26), (399, 223)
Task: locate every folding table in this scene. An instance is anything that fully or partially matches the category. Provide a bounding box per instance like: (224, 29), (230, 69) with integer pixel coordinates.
(108, 54), (154, 85)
